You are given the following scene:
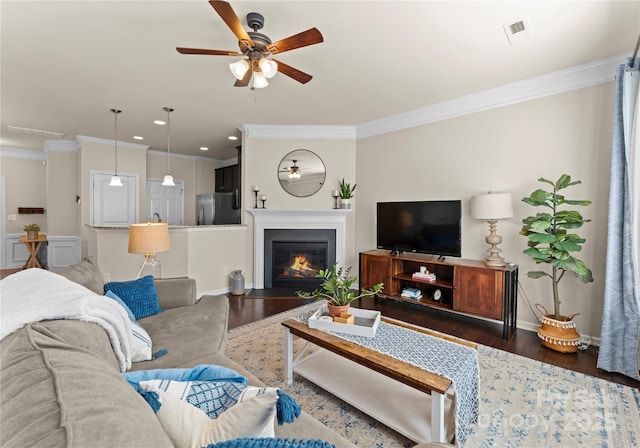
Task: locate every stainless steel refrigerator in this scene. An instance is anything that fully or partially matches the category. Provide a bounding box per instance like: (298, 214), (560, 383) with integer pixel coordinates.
(196, 193), (240, 225)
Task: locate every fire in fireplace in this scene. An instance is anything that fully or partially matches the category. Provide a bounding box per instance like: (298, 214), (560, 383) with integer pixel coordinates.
(264, 228), (336, 289)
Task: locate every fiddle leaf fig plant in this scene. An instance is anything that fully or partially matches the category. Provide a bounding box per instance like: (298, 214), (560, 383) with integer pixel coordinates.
(519, 174), (593, 320)
(297, 263), (383, 306)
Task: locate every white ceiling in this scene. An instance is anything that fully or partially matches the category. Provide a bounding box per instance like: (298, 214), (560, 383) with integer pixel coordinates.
(2, 1), (639, 161)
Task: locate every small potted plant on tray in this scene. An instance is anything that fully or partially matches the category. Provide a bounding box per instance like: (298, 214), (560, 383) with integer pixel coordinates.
(297, 263), (383, 317)
(23, 223), (40, 240)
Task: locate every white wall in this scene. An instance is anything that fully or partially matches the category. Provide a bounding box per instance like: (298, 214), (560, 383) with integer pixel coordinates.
(356, 82), (614, 339)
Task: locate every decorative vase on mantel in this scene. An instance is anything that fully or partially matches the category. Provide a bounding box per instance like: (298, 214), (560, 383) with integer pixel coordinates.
(535, 304), (580, 353)
(339, 198), (351, 209)
(327, 302), (350, 318)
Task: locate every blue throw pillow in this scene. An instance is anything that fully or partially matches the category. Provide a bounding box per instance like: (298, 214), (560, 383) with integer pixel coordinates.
(204, 438), (336, 448)
(105, 290), (136, 321)
(104, 276), (162, 319)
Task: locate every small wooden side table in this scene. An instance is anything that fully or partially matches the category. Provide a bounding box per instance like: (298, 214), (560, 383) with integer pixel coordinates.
(18, 235), (47, 269)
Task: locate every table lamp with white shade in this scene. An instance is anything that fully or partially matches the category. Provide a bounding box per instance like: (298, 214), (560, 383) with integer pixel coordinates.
(470, 192), (514, 267)
(128, 222), (170, 278)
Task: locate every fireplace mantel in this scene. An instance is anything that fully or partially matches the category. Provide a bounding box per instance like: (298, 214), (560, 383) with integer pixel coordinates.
(248, 209), (351, 289)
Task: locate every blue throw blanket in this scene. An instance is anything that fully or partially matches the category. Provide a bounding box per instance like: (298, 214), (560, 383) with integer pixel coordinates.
(124, 364), (247, 392)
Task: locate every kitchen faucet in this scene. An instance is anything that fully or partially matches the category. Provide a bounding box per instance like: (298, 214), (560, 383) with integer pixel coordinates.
(152, 213), (162, 223)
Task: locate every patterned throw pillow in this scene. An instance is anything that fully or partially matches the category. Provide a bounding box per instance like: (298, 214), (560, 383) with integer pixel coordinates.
(138, 385), (278, 447)
(140, 379), (265, 419)
(104, 276), (162, 319)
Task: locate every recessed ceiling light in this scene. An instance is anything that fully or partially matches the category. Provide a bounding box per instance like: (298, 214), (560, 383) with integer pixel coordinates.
(154, 120), (166, 126)
(228, 136), (238, 141)
(133, 136), (144, 140)
(200, 147), (209, 151)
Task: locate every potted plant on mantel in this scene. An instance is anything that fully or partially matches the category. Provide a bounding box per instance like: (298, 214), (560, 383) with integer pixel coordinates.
(23, 223), (40, 240)
(297, 264), (383, 317)
(520, 174), (593, 353)
(338, 179), (356, 209)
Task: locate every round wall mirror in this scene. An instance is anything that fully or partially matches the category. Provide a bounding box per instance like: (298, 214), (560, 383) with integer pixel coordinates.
(278, 149), (326, 197)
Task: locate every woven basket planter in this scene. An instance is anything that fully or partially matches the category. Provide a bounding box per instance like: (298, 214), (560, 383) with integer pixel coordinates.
(536, 304), (580, 353)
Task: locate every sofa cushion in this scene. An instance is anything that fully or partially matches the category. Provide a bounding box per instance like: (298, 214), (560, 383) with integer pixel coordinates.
(0, 320), (173, 448)
(104, 275), (163, 319)
(57, 258), (104, 295)
(129, 295), (229, 371)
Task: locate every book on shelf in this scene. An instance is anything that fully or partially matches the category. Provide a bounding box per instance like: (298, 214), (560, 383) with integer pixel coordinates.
(401, 287), (422, 299)
(412, 272), (436, 282)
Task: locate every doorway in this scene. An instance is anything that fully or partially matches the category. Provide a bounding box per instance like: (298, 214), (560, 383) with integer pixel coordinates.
(147, 179), (184, 225)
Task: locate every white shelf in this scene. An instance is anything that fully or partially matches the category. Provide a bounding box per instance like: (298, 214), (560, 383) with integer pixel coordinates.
(293, 349), (456, 444)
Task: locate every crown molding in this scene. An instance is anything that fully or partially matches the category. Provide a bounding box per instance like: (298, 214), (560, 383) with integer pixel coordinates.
(76, 135), (149, 151)
(0, 147), (46, 160)
(146, 149), (234, 164)
(356, 53), (627, 139)
(242, 124), (356, 140)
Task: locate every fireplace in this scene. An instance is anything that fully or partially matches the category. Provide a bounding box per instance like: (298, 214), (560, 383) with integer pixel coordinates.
(264, 229), (336, 289)
(249, 209), (350, 289)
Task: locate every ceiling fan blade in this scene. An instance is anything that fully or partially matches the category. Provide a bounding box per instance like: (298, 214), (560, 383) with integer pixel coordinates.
(177, 47), (241, 56)
(273, 59), (313, 84)
(234, 69), (252, 87)
(267, 28), (323, 54)
(209, 1), (254, 47)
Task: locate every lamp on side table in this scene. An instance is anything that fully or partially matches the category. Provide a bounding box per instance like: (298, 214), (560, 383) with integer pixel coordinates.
(470, 192), (514, 267)
(128, 222), (171, 278)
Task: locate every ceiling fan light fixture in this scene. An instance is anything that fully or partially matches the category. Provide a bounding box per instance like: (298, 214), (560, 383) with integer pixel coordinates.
(259, 58), (278, 78)
(288, 171), (301, 180)
(229, 59), (250, 80)
(253, 71), (269, 89)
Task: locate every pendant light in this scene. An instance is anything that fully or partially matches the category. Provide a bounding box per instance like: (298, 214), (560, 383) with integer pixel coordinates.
(109, 109), (123, 187)
(161, 107), (175, 186)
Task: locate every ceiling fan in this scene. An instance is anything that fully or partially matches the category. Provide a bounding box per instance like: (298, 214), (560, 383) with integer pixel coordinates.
(280, 160), (302, 179)
(177, 1), (324, 89)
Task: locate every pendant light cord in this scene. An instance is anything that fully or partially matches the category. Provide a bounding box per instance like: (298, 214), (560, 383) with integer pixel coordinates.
(163, 107), (174, 174)
(111, 108), (121, 175)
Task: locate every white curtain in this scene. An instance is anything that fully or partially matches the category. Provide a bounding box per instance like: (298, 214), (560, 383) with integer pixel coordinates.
(598, 58), (640, 380)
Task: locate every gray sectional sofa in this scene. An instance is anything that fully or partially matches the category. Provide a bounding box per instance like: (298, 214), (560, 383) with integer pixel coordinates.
(0, 260), (355, 448)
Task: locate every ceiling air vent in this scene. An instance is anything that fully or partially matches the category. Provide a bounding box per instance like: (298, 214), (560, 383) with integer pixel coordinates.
(503, 18), (531, 46)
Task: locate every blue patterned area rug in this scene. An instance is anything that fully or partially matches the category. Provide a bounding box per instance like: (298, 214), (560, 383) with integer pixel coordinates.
(226, 303), (640, 447)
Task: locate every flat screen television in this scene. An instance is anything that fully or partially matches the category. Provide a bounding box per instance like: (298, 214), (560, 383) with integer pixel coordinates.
(376, 200), (462, 257)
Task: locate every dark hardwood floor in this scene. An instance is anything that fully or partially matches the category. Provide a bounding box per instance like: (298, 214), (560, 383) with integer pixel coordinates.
(228, 289), (640, 389)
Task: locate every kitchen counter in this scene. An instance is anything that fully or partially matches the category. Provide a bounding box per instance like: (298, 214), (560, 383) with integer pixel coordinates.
(86, 225), (248, 295)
